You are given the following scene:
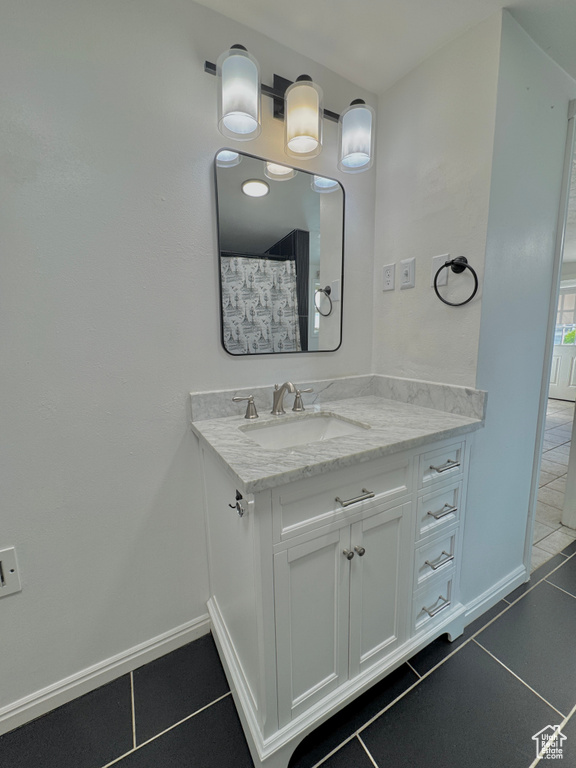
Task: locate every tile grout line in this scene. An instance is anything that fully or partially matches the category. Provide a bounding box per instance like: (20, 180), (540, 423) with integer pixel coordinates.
(311, 734), (357, 768)
(99, 691), (232, 768)
(130, 672), (136, 751)
(528, 702), (576, 767)
(544, 579), (576, 601)
(472, 640), (565, 719)
(405, 661), (422, 679)
(357, 733), (379, 768)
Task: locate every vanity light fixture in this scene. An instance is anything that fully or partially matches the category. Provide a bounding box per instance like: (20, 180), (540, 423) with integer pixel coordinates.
(216, 149), (242, 167)
(264, 162), (296, 181)
(285, 75), (323, 158)
(217, 45), (261, 140)
(241, 179), (270, 198)
(206, 49), (375, 173)
(338, 99), (375, 172)
(312, 175), (340, 193)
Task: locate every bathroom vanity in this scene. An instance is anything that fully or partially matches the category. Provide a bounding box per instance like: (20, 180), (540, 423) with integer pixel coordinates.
(191, 380), (485, 768)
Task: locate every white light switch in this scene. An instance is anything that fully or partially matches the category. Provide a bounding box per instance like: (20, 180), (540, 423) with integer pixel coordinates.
(400, 257), (415, 289)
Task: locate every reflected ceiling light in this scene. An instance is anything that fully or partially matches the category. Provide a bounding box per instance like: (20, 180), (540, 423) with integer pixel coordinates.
(216, 149), (242, 168)
(217, 45), (261, 140)
(285, 75), (323, 158)
(241, 179), (270, 197)
(265, 162), (296, 181)
(312, 175), (339, 193)
(338, 100), (375, 173)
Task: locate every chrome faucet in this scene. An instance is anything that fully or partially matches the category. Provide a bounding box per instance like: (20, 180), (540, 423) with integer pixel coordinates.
(271, 381), (296, 415)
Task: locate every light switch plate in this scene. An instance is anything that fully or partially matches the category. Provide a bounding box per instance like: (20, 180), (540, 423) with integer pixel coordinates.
(0, 547), (22, 598)
(431, 254), (449, 287)
(400, 257), (415, 289)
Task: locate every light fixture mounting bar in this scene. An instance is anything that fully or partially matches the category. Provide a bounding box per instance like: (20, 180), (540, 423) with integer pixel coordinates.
(204, 61), (340, 123)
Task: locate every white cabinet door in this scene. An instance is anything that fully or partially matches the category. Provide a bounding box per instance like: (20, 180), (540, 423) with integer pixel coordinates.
(348, 503), (411, 677)
(549, 343), (576, 401)
(274, 528), (350, 725)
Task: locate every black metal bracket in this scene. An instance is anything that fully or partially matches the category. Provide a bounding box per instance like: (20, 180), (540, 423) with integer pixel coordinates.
(204, 61), (340, 123)
(433, 257), (479, 307)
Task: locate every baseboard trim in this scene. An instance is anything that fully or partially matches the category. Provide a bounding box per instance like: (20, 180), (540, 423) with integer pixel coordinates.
(463, 564), (526, 625)
(0, 614), (210, 737)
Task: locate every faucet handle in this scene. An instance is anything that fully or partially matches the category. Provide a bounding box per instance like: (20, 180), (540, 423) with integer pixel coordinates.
(292, 388), (314, 412)
(232, 395), (258, 420)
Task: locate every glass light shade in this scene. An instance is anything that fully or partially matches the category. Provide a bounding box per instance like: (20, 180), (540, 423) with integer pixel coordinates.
(216, 150), (242, 168)
(312, 175), (339, 193)
(217, 46), (261, 140)
(265, 162), (296, 181)
(338, 100), (375, 173)
(285, 76), (323, 158)
(241, 179), (269, 197)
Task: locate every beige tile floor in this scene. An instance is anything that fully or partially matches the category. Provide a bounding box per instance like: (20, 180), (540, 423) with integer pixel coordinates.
(532, 398), (576, 570)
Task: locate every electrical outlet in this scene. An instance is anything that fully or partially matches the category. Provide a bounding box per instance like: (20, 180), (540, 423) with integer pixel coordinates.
(431, 254), (449, 287)
(382, 264), (395, 291)
(400, 257), (415, 289)
(0, 547), (22, 598)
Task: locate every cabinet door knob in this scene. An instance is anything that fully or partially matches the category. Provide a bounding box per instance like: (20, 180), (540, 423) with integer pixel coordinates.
(354, 546), (366, 557)
(342, 549), (355, 560)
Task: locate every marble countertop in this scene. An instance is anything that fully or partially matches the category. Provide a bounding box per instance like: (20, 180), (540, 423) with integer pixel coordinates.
(191, 395), (483, 493)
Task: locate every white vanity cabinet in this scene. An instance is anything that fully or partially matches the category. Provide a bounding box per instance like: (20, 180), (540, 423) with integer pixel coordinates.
(200, 434), (472, 768)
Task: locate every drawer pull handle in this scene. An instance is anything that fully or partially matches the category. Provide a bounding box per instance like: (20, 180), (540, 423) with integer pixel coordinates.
(343, 549), (355, 560)
(335, 488), (375, 508)
(354, 546), (366, 557)
(424, 551), (454, 571)
(422, 595), (451, 618)
(427, 503), (458, 520)
(430, 459), (460, 474)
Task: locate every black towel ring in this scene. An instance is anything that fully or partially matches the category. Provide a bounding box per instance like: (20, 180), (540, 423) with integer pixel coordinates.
(314, 285), (333, 316)
(433, 257), (478, 307)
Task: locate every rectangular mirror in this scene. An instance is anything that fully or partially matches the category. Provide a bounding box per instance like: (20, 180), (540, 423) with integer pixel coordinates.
(215, 149), (344, 355)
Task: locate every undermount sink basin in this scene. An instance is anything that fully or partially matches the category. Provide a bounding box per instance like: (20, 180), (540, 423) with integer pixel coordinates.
(241, 413), (370, 449)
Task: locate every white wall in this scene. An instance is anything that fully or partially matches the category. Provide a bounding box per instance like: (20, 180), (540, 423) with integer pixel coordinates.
(462, 13), (576, 605)
(0, 0), (375, 722)
(372, 15), (502, 386)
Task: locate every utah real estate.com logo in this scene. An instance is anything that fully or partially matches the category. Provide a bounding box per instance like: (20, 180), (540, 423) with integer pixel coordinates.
(532, 725), (568, 760)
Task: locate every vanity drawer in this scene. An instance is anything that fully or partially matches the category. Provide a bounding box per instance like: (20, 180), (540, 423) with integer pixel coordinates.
(416, 482), (462, 541)
(272, 453), (412, 541)
(414, 529), (458, 589)
(412, 575), (454, 635)
(418, 441), (465, 490)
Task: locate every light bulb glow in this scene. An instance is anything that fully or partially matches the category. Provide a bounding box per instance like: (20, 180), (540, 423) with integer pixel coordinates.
(312, 175), (339, 193)
(338, 102), (374, 173)
(216, 150), (241, 168)
(285, 79), (323, 158)
(218, 48), (261, 141)
(265, 162), (295, 181)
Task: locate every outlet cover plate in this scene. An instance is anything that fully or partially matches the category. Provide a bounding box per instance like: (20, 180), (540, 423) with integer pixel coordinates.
(382, 264), (395, 291)
(0, 547), (22, 598)
(400, 257), (415, 289)
(431, 254), (449, 287)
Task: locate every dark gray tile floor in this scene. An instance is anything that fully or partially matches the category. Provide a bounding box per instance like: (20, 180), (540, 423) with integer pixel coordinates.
(1, 543), (575, 768)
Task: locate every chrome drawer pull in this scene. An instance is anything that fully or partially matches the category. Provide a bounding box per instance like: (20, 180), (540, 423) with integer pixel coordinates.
(424, 551), (454, 571)
(354, 545), (366, 557)
(430, 459), (460, 474)
(335, 488), (375, 507)
(427, 503), (458, 520)
(343, 549), (355, 560)
(422, 595), (450, 618)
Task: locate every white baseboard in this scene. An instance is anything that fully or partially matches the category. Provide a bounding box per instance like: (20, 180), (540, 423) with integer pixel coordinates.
(463, 564), (527, 625)
(0, 614), (210, 737)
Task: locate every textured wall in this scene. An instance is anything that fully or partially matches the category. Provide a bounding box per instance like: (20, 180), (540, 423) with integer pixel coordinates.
(0, 0), (375, 717)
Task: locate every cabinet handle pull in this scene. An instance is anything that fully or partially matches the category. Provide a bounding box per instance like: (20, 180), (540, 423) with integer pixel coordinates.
(343, 549), (355, 560)
(422, 595), (450, 618)
(430, 459), (460, 474)
(424, 551), (454, 571)
(427, 503), (458, 520)
(335, 488), (375, 507)
(354, 546), (366, 557)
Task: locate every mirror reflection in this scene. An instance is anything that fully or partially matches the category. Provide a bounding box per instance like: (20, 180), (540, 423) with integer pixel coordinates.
(215, 150), (344, 355)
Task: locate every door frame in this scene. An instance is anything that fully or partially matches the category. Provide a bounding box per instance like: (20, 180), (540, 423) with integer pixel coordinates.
(525, 99), (576, 568)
